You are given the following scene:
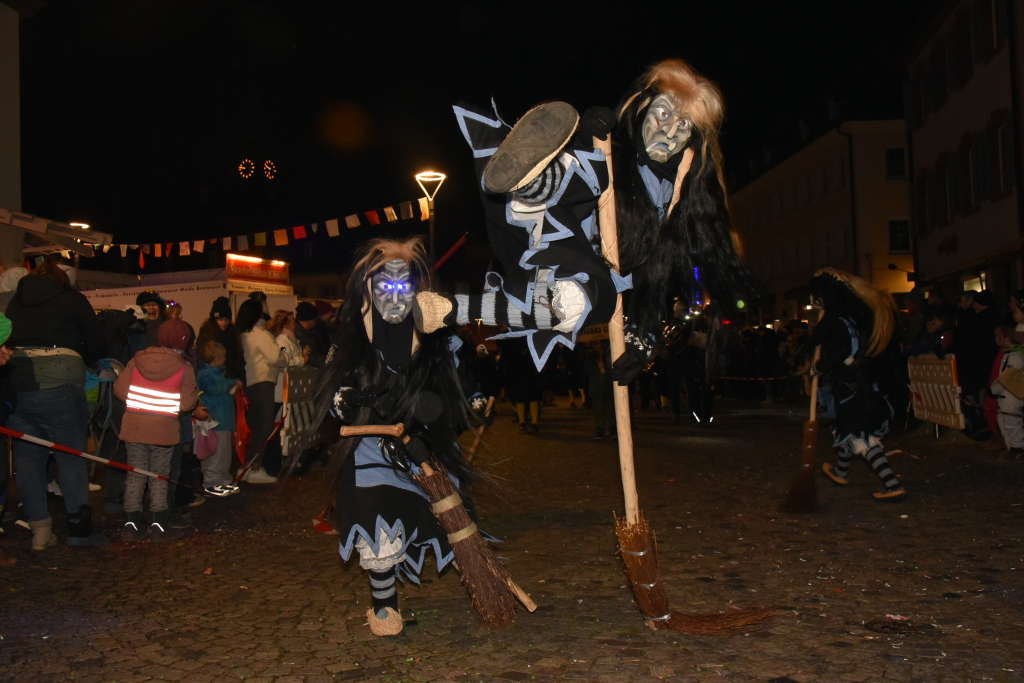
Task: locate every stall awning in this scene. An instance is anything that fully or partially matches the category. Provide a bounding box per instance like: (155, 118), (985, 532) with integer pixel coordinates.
(0, 206), (113, 257)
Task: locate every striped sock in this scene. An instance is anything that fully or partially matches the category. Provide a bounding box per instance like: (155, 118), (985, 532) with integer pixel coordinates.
(864, 446), (900, 490)
(369, 568), (398, 613)
(834, 446), (853, 479)
(455, 290), (538, 331)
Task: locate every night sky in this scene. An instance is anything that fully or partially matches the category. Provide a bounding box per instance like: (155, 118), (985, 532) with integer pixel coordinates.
(17, 0), (943, 277)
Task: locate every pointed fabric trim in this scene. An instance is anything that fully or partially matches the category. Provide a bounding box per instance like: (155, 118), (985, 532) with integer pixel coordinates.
(364, 210), (381, 226)
(383, 206), (397, 222)
(292, 225), (307, 240)
(345, 215), (361, 229)
(326, 218), (340, 236)
(138, 249), (145, 268)
(102, 244), (111, 254)
(400, 202), (414, 220)
(236, 235), (249, 251)
(193, 240), (205, 254)
(119, 245), (128, 257)
(154, 244), (162, 258)
(418, 197), (429, 221)
(179, 241), (190, 256)
(222, 237), (232, 250)
(274, 229), (288, 246)
(254, 232), (266, 247)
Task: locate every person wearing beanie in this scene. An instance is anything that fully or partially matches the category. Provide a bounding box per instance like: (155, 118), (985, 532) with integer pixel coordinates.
(197, 297), (245, 385)
(295, 301), (332, 368)
(135, 290), (166, 349)
(113, 317), (200, 542)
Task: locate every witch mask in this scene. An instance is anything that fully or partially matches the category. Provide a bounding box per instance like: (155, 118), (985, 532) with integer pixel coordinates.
(642, 93), (692, 163)
(371, 259), (415, 324)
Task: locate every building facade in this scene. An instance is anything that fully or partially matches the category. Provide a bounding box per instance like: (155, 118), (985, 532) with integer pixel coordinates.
(905, 0), (1022, 295)
(731, 122), (913, 323)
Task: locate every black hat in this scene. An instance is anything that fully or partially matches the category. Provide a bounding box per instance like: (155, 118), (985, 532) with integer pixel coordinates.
(210, 296), (231, 320)
(974, 289), (995, 307)
(136, 290), (164, 307)
(295, 301), (318, 322)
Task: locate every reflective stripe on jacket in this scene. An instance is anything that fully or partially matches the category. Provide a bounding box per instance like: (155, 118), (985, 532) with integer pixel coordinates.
(125, 365), (185, 417)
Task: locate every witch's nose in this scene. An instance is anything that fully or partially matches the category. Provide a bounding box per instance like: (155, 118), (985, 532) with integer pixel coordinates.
(666, 120), (679, 138)
(392, 290), (398, 304)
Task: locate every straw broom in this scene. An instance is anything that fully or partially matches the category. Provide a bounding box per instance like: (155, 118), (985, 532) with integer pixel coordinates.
(341, 423), (536, 630)
(780, 347), (822, 514)
(595, 135), (774, 634)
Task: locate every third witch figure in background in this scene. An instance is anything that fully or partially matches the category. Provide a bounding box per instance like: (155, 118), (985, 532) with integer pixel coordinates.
(809, 268), (908, 502)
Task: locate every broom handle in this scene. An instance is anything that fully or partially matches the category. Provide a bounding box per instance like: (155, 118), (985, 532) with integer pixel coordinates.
(595, 135), (640, 525)
(340, 423), (406, 438)
(808, 347), (821, 423)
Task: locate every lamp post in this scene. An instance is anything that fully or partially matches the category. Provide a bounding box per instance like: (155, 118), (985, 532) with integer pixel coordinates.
(415, 171), (446, 262)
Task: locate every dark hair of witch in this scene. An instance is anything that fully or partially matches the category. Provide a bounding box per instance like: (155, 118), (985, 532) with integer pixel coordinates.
(313, 237), (475, 500)
(810, 267), (896, 358)
(612, 58), (758, 341)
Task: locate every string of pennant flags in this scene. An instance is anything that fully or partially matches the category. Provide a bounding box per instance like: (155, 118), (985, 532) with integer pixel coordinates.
(42, 197), (432, 268)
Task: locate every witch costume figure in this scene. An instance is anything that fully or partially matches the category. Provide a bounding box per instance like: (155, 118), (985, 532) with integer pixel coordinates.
(809, 268), (908, 502)
(418, 59), (754, 379)
(317, 237), (487, 636)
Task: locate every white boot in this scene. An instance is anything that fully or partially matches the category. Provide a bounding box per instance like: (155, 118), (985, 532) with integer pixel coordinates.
(29, 518), (57, 550)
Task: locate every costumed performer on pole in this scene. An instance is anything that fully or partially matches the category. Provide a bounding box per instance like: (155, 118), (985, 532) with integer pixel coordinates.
(315, 237), (490, 636)
(809, 268), (907, 502)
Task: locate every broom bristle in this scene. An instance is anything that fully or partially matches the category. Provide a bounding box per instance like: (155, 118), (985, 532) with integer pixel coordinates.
(415, 467), (519, 630)
(615, 512), (776, 635)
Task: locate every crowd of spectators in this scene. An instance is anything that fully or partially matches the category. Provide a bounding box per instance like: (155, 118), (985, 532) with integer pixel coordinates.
(0, 255), (342, 565)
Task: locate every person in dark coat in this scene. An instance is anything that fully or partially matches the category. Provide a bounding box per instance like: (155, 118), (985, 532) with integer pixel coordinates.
(5, 257), (107, 547)
(135, 290), (166, 349)
(295, 301), (333, 368)
(952, 289), (1002, 437)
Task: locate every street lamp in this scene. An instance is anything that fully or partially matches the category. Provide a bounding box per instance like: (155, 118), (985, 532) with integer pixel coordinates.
(415, 171), (446, 262)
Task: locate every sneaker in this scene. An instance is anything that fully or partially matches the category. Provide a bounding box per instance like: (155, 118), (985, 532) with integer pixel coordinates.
(873, 487), (908, 502)
(149, 521), (183, 542)
(187, 493), (206, 507)
(221, 483), (241, 495)
(204, 486), (232, 498)
(122, 522), (146, 543)
(88, 482), (101, 492)
(821, 463), (850, 486)
(47, 481), (62, 497)
(242, 468), (277, 484)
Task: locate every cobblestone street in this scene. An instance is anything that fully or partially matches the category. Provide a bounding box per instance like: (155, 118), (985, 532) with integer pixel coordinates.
(2, 398), (1023, 683)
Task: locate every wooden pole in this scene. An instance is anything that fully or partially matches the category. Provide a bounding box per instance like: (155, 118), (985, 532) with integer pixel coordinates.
(595, 135), (640, 525)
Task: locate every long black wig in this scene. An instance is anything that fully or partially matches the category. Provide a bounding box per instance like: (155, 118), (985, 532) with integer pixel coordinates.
(613, 59), (758, 339)
(314, 237), (476, 493)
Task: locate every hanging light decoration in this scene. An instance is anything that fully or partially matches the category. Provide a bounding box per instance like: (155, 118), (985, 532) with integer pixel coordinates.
(238, 159), (255, 179)
(263, 159), (276, 179)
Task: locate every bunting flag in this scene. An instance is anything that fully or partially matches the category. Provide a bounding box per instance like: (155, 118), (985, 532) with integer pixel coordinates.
(95, 194), (426, 262)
